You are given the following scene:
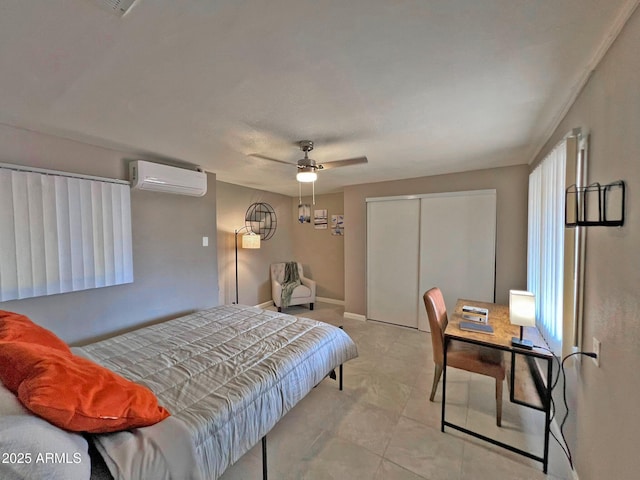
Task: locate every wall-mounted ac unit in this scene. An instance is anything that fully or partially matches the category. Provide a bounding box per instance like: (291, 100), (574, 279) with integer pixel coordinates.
(129, 160), (207, 197)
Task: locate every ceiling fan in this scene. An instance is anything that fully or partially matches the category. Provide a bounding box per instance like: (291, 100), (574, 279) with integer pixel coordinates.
(250, 140), (368, 183)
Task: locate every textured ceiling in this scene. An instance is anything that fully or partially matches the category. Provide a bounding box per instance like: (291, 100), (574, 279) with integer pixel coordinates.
(0, 0), (636, 195)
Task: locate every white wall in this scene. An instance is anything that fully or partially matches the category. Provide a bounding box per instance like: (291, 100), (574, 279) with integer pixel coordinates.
(344, 165), (529, 316)
(216, 181), (294, 306)
(532, 7), (640, 479)
(0, 123), (218, 344)
(291, 193), (345, 301)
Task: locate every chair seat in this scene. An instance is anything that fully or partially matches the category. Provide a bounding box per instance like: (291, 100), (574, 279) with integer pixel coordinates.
(291, 284), (312, 299)
(447, 340), (505, 380)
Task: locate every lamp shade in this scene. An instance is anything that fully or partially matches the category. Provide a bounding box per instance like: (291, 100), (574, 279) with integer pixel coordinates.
(296, 167), (317, 183)
(509, 290), (536, 327)
(241, 232), (261, 249)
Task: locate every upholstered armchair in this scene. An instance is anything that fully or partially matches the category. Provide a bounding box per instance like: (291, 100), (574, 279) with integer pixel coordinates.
(270, 262), (316, 312)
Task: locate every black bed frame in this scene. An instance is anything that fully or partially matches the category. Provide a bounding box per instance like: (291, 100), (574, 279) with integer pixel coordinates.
(260, 325), (346, 480)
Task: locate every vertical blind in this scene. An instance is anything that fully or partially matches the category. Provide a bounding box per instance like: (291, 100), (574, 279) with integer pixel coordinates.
(527, 141), (566, 353)
(0, 167), (133, 301)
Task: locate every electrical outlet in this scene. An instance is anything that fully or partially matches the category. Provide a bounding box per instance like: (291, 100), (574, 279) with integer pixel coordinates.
(592, 337), (601, 367)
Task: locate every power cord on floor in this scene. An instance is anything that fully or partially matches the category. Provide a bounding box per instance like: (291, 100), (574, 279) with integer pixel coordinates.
(531, 346), (597, 471)
(530, 346), (570, 463)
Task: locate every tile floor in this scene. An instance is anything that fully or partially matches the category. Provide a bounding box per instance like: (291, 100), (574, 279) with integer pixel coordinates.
(219, 303), (571, 480)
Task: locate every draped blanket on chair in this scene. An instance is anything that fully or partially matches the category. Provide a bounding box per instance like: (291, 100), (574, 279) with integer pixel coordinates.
(281, 261), (301, 308)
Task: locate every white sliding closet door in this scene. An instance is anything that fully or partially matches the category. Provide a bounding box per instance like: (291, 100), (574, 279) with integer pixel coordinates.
(367, 199), (420, 328)
(418, 190), (496, 330)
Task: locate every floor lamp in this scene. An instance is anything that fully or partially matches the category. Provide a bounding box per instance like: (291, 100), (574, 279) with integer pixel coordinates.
(234, 226), (261, 304)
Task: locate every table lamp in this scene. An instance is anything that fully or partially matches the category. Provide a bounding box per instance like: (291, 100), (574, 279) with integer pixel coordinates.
(509, 290), (536, 349)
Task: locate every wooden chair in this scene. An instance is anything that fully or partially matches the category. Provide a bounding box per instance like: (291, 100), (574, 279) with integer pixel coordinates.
(423, 287), (505, 426)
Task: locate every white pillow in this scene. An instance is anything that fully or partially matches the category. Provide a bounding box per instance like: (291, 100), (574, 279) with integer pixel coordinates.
(0, 381), (91, 480)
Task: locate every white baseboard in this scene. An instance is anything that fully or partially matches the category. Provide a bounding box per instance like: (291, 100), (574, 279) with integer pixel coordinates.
(254, 301), (274, 309)
(316, 296), (345, 306)
(255, 298), (344, 309)
(343, 312), (367, 322)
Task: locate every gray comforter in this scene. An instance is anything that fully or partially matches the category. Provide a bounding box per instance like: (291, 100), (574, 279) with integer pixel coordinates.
(75, 305), (358, 480)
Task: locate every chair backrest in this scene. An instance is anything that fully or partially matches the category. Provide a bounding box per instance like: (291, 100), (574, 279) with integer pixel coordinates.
(423, 287), (449, 364)
(270, 262), (303, 283)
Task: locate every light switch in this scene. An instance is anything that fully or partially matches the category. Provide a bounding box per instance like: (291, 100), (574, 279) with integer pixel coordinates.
(202, 236), (209, 247)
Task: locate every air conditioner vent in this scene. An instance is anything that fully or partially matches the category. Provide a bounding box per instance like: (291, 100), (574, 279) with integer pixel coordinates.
(93, 0), (138, 16)
(129, 161), (207, 197)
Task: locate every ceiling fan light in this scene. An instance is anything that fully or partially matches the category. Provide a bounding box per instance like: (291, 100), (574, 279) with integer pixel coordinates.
(296, 167), (317, 183)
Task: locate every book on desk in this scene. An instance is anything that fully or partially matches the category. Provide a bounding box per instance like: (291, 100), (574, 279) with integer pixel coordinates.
(458, 320), (494, 335)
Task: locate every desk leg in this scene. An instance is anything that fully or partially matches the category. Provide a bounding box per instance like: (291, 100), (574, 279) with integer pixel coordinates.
(509, 353), (516, 403)
(543, 357), (553, 474)
(441, 338), (448, 433)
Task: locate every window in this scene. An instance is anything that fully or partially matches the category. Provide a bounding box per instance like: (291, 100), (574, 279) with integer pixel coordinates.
(0, 165), (133, 301)
(527, 141), (567, 353)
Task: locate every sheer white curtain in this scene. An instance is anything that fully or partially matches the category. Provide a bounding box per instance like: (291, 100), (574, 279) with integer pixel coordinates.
(0, 167), (133, 301)
(527, 141), (566, 353)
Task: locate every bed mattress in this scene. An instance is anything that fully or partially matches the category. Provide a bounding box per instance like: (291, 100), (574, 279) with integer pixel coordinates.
(76, 305), (358, 480)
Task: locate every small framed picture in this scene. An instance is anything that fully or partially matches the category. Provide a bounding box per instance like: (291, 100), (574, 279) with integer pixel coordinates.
(298, 204), (311, 223)
(331, 214), (344, 235)
(314, 209), (328, 229)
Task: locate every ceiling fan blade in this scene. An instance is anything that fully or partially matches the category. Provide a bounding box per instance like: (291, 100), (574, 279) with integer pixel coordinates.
(317, 156), (368, 170)
(248, 153), (297, 166)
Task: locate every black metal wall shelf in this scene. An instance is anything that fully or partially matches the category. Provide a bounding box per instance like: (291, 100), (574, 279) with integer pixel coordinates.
(565, 180), (625, 227)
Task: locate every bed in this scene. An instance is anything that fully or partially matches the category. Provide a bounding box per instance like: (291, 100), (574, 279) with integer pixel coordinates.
(0, 304), (358, 480)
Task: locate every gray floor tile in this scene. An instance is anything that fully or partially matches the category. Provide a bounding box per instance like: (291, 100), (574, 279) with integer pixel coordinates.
(219, 302), (571, 480)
